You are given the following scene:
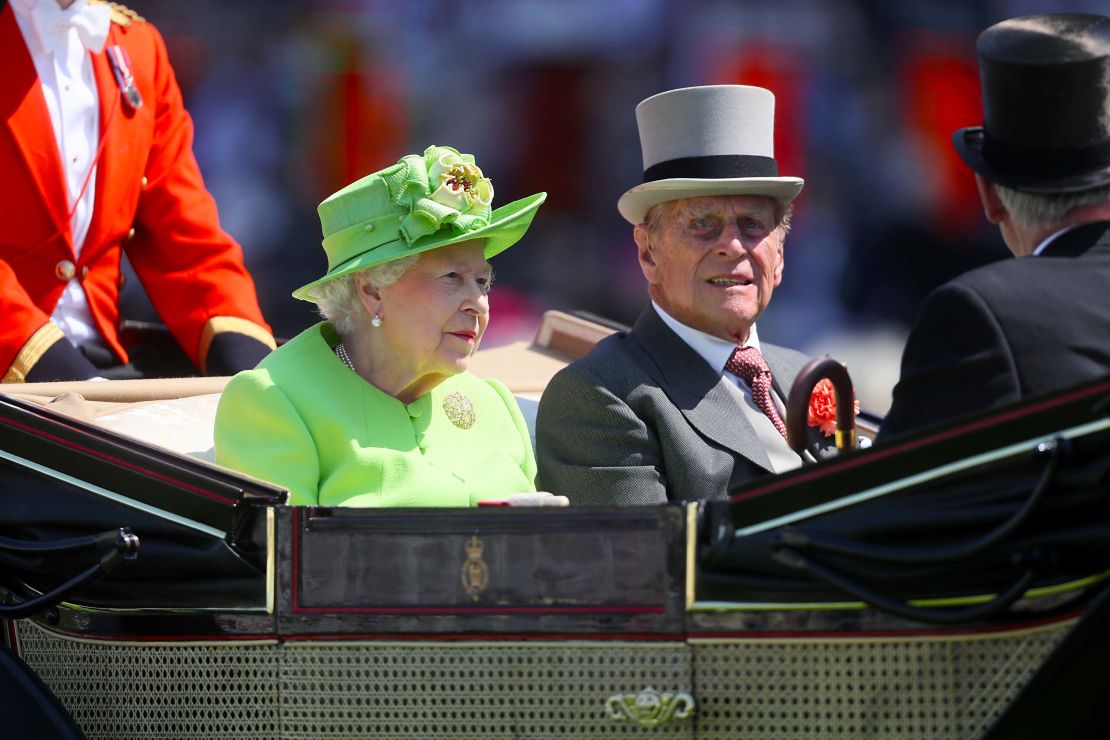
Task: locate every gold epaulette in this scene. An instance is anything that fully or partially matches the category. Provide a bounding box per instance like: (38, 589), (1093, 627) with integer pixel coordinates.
(88, 0), (146, 27)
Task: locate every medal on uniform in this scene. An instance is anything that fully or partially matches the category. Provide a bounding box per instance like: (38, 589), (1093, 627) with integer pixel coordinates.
(106, 45), (143, 111)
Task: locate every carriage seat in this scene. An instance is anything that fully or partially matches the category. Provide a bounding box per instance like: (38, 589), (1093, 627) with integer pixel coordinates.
(96, 392), (224, 461)
(4, 311), (615, 464)
(90, 310), (616, 460)
(93, 391), (540, 462)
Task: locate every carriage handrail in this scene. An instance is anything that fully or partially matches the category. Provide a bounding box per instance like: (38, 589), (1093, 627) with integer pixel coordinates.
(772, 436), (1067, 565)
(0, 528), (139, 619)
(773, 543), (1041, 625)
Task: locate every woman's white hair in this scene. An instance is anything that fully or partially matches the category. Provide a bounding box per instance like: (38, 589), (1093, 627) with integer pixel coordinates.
(311, 254), (419, 336)
(994, 183), (1110, 228)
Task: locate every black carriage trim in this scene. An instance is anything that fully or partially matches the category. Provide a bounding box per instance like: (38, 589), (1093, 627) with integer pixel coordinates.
(0, 392), (285, 537)
(726, 377), (1110, 527)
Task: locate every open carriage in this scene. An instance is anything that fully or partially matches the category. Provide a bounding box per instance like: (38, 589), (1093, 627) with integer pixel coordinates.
(2, 312), (1108, 738)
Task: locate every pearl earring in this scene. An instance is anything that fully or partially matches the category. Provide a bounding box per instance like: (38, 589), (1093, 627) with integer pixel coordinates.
(371, 314), (383, 328)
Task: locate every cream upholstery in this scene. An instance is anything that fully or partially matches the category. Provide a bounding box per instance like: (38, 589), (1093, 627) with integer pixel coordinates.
(2, 310), (611, 463)
(94, 391), (540, 464)
(97, 393), (222, 461)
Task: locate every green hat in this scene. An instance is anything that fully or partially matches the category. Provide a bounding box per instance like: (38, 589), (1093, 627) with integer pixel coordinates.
(294, 145), (546, 301)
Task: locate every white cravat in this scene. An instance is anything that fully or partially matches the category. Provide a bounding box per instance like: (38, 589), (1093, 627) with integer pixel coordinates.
(27, 0), (110, 56)
(12, 0), (110, 348)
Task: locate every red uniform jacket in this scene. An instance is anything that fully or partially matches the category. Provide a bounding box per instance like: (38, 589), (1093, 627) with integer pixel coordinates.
(0, 4), (274, 381)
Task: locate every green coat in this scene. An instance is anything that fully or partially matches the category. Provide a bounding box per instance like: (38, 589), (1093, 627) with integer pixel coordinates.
(214, 322), (537, 506)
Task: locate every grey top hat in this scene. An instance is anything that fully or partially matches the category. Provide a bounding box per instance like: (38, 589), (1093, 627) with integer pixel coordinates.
(617, 85), (804, 224)
(953, 13), (1110, 193)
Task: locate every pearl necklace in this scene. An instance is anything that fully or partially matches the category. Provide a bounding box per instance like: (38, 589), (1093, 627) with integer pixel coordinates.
(334, 342), (355, 372)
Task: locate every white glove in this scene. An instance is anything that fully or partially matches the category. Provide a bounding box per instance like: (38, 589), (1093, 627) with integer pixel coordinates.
(478, 492), (570, 507)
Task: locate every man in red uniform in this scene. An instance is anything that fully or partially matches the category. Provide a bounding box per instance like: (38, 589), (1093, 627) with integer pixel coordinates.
(1, 0), (275, 382)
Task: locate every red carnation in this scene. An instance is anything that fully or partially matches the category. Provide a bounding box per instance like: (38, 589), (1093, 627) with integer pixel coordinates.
(807, 378), (859, 437)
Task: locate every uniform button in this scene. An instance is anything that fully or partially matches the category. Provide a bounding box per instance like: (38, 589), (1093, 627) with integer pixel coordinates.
(140, 176), (148, 190)
(80, 266), (89, 278)
(127, 227), (136, 240)
(407, 403), (422, 419)
(55, 259), (76, 281)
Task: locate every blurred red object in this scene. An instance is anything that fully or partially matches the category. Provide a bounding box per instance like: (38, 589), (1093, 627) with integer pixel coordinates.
(713, 41), (807, 201)
(483, 286), (544, 348)
(899, 31), (983, 238)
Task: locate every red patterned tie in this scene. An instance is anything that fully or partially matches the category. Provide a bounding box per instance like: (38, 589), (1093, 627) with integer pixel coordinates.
(725, 345), (788, 439)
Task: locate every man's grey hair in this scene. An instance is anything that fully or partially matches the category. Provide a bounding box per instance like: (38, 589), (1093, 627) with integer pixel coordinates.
(311, 254), (419, 336)
(994, 183), (1110, 229)
(643, 198), (795, 236)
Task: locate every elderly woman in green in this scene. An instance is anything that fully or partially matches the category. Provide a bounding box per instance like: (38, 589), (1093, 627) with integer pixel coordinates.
(215, 146), (563, 507)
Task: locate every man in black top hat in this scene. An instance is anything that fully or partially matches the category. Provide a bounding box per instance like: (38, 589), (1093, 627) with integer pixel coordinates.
(879, 13), (1110, 439)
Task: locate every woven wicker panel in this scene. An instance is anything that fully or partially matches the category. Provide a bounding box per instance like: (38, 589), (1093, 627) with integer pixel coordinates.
(16, 622), (280, 740)
(19, 621), (1067, 737)
(692, 621), (1073, 739)
(280, 642), (693, 739)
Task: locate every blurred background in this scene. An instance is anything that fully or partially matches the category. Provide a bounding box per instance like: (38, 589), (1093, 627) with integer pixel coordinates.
(120, 0), (1099, 412)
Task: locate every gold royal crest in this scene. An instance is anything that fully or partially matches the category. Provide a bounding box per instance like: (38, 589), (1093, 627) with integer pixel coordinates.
(460, 535), (489, 602)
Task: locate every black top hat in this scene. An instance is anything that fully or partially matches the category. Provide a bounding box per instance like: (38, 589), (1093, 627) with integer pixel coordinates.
(953, 13), (1110, 193)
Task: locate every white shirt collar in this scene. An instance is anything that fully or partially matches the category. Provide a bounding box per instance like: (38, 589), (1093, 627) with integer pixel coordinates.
(1032, 223), (1084, 257)
(651, 300), (761, 375)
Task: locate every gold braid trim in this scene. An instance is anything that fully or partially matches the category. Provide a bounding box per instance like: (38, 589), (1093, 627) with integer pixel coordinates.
(88, 0), (146, 26)
(198, 317), (277, 374)
(3, 322), (66, 384)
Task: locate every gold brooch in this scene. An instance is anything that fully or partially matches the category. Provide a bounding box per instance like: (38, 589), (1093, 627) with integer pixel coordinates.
(442, 391), (476, 429)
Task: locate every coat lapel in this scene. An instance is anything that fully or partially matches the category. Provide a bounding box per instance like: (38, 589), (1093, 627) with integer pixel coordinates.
(1, 6), (70, 246)
(625, 306), (773, 471)
(763, 343), (806, 405)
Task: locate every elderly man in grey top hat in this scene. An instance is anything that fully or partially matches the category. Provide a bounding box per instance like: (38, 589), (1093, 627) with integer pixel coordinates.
(536, 85), (817, 505)
(879, 13), (1110, 439)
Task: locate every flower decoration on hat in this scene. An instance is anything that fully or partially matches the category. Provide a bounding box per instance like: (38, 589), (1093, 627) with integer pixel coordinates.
(384, 145), (495, 244)
(429, 150), (494, 212)
(807, 378), (860, 437)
